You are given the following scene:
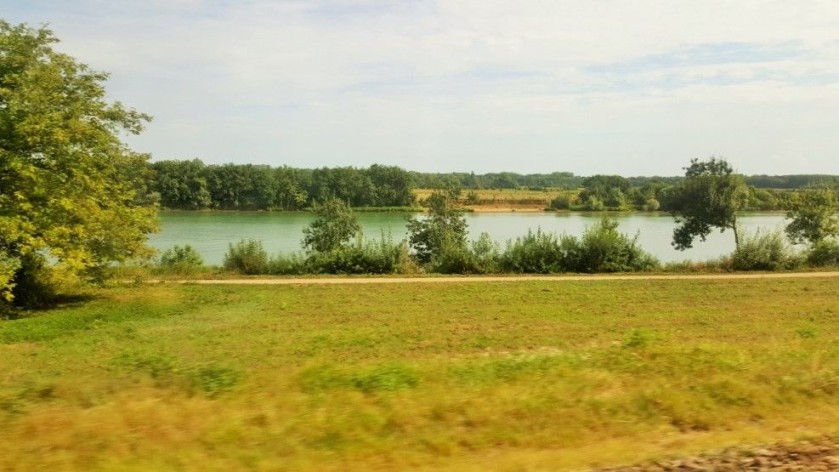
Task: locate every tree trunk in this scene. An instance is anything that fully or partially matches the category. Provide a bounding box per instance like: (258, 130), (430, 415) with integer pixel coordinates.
(732, 217), (740, 250)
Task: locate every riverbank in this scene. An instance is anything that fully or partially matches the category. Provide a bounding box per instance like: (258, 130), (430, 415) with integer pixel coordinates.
(150, 211), (789, 265)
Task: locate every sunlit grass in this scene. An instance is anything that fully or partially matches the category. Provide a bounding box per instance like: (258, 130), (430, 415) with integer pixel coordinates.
(1, 277), (838, 470)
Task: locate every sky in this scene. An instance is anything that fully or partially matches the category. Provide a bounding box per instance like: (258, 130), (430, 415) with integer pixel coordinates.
(5, 0), (839, 176)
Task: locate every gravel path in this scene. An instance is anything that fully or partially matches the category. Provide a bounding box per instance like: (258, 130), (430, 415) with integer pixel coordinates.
(595, 436), (839, 471)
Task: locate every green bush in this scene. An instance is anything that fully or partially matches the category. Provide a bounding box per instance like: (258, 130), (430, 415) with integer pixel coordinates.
(805, 239), (839, 267)
(642, 198), (661, 211)
(304, 236), (401, 274)
(10, 254), (56, 309)
(733, 229), (799, 271)
(583, 196), (605, 211)
(564, 218), (659, 273)
(267, 253), (307, 275)
(429, 233), (500, 274)
(468, 233), (501, 274)
(223, 239), (269, 274)
(499, 229), (568, 273)
(158, 245), (204, 274)
(549, 194), (572, 210)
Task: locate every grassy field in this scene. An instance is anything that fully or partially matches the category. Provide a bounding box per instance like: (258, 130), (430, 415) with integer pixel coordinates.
(1, 277), (838, 471)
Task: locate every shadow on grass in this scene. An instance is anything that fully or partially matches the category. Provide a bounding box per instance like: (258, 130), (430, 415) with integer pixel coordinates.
(3, 292), (100, 321)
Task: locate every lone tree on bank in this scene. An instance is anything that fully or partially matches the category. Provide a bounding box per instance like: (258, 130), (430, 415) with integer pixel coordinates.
(406, 190), (468, 264)
(0, 21), (157, 306)
(784, 185), (839, 246)
(302, 198), (360, 253)
(669, 157), (749, 251)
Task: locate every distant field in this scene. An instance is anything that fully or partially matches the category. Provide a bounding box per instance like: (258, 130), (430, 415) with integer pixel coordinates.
(414, 188), (577, 210)
(1, 277), (838, 471)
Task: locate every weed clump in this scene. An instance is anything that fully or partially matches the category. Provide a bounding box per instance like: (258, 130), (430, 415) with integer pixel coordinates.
(733, 229), (799, 271)
(223, 240), (269, 275)
(158, 245), (204, 274)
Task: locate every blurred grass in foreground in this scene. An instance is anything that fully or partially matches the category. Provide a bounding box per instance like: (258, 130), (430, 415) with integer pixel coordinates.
(1, 277), (838, 471)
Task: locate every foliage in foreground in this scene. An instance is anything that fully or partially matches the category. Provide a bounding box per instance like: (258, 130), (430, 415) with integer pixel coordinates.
(1, 279), (838, 470)
(0, 21), (157, 306)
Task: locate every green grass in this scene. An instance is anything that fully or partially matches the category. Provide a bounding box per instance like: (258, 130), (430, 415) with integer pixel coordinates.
(1, 278), (838, 471)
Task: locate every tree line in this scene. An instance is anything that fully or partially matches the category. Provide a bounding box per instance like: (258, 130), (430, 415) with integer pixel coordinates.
(150, 160), (415, 210)
(148, 159), (838, 212)
(556, 174), (838, 212)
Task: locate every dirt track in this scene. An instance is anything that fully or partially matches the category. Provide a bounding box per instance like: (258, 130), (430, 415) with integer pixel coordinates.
(160, 272), (839, 285)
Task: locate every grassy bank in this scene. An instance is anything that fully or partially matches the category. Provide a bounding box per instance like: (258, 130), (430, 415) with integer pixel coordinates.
(1, 277), (838, 470)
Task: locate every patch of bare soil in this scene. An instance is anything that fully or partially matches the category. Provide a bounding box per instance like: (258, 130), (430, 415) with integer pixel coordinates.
(595, 436), (839, 471)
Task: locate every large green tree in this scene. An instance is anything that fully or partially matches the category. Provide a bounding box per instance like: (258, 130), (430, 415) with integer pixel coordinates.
(0, 21), (157, 305)
(785, 185), (838, 245)
(406, 191), (468, 264)
(670, 157), (749, 250)
(302, 198), (360, 253)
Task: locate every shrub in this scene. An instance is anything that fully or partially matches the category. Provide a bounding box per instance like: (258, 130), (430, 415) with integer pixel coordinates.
(549, 194), (572, 210)
(223, 239), (269, 274)
(429, 233), (500, 274)
(302, 198), (360, 253)
(304, 236), (401, 274)
(9, 254), (56, 309)
(584, 196), (605, 211)
(396, 242), (422, 275)
(468, 233), (501, 274)
(564, 218), (659, 273)
(267, 253), (307, 275)
(407, 192), (468, 265)
(732, 229), (799, 271)
(499, 229), (567, 273)
(642, 198), (660, 211)
(158, 245), (204, 274)
(805, 239), (839, 267)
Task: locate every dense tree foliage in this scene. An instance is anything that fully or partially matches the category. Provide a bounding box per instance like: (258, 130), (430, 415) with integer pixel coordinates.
(150, 160), (415, 210)
(406, 191), (468, 264)
(410, 171), (582, 190)
(302, 198), (361, 253)
(578, 175), (632, 209)
(785, 185), (839, 245)
(0, 21), (157, 305)
(670, 158), (749, 250)
(147, 158), (837, 216)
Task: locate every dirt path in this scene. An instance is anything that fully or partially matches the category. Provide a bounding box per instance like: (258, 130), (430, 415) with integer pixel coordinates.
(158, 272), (839, 285)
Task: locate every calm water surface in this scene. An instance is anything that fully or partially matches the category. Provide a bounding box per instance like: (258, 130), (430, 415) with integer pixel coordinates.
(149, 211), (789, 265)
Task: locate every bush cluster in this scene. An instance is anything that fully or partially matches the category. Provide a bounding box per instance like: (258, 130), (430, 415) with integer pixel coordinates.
(207, 218), (659, 276)
(498, 219), (657, 274)
(732, 229), (799, 271)
(158, 245), (204, 274)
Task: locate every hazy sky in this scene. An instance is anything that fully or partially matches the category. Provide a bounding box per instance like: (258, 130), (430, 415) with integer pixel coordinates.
(6, 1), (839, 176)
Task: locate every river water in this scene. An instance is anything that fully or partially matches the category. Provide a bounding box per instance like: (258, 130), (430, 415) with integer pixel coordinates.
(148, 211), (790, 265)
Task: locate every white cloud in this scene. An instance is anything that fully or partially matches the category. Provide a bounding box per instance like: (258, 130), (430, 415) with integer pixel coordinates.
(5, 0), (839, 174)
